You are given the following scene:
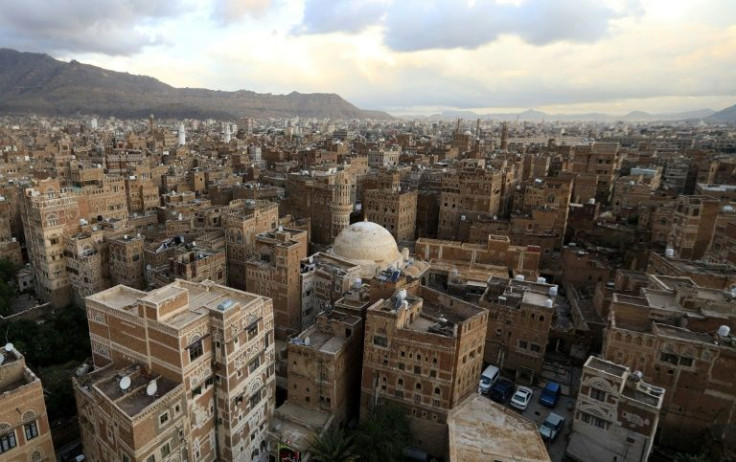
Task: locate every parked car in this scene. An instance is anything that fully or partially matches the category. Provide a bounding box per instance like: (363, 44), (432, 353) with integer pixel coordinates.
(509, 386), (534, 411)
(539, 381), (561, 407)
(478, 364), (500, 394)
(539, 412), (565, 442)
(489, 378), (515, 403)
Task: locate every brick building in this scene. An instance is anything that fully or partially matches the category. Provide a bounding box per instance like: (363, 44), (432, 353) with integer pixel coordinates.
(567, 356), (663, 462)
(360, 286), (487, 457)
(0, 345), (56, 462)
(437, 167), (503, 240)
(78, 280), (276, 462)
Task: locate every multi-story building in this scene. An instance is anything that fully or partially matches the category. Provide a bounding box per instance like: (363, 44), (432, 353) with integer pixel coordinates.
(668, 195), (722, 260)
(437, 167), (503, 240)
(109, 233), (146, 289)
(299, 252), (362, 331)
(571, 142), (622, 204)
(78, 280), (276, 462)
(0, 344), (56, 462)
(360, 286), (487, 457)
(479, 276), (558, 383)
(283, 170), (353, 245)
(363, 187), (417, 243)
(566, 356), (663, 462)
(224, 199), (279, 290)
(601, 274), (736, 450)
(245, 227), (308, 339)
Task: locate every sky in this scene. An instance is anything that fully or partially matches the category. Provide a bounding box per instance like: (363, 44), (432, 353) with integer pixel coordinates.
(1, 0), (735, 116)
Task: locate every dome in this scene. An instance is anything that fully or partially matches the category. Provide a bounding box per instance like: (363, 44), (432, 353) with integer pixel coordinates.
(330, 221), (402, 278)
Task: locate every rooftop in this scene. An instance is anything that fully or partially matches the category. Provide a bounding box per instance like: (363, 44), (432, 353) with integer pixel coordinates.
(447, 394), (551, 462)
(586, 356), (628, 378)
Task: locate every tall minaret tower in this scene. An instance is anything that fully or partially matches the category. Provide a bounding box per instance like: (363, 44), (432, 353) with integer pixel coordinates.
(331, 171), (353, 239)
(178, 122), (186, 146)
(500, 121), (509, 152)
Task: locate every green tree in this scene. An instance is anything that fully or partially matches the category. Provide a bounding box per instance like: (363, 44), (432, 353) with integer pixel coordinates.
(309, 427), (359, 462)
(674, 452), (711, 462)
(354, 403), (412, 462)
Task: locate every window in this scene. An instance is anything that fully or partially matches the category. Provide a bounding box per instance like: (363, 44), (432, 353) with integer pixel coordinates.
(590, 388), (606, 402)
(250, 391), (262, 409)
(414, 365), (421, 374)
(249, 356), (260, 373)
(159, 412), (170, 426)
(530, 343), (541, 353)
(582, 412), (608, 429)
(518, 340), (528, 350)
(161, 442), (171, 458)
(146, 456), (155, 462)
(0, 431), (17, 453)
(373, 335), (388, 347)
(247, 322), (259, 341)
(123, 455), (131, 462)
(189, 337), (204, 361)
(679, 356), (693, 367)
(24, 421), (39, 441)
(660, 352), (678, 365)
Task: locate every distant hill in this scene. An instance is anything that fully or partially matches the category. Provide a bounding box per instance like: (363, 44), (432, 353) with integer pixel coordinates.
(707, 104), (736, 123)
(420, 108), (717, 122)
(0, 48), (393, 120)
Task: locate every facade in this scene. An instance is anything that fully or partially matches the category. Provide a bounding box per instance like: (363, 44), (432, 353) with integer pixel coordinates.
(78, 279), (276, 462)
(571, 142), (622, 203)
(668, 195), (722, 260)
(299, 252), (362, 331)
(567, 356), (663, 462)
(245, 227), (308, 339)
(0, 345), (56, 462)
(224, 199), (279, 290)
(601, 275), (736, 450)
(360, 285), (487, 457)
(109, 234), (146, 289)
(437, 167), (503, 240)
(479, 276), (558, 383)
(363, 188), (417, 243)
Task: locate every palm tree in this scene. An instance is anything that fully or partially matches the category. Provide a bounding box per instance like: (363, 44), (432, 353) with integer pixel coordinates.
(309, 427), (359, 462)
(353, 403), (412, 462)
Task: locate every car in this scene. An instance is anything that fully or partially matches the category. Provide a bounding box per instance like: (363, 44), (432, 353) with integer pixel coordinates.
(539, 381), (562, 408)
(489, 378), (515, 403)
(509, 386), (534, 411)
(539, 412), (565, 442)
(478, 364), (500, 394)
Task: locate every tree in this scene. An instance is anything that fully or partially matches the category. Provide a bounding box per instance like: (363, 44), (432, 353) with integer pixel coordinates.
(309, 427), (359, 462)
(674, 452), (711, 462)
(353, 403), (412, 462)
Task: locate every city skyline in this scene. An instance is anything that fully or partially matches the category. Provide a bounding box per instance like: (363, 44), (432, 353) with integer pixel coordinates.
(1, 0), (735, 116)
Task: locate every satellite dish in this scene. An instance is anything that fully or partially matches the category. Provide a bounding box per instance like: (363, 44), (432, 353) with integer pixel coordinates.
(0, 354), (4, 365)
(717, 325), (731, 337)
(120, 376), (131, 391)
(146, 380), (158, 396)
(4, 343), (13, 352)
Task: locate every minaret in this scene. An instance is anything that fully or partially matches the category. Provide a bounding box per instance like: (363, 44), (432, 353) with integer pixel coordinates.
(331, 171), (353, 239)
(178, 122), (186, 146)
(149, 114), (156, 134)
(501, 122), (509, 152)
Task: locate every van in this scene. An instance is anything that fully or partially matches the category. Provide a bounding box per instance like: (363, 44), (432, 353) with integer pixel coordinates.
(478, 365), (500, 394)
(539, 381), (561, 407)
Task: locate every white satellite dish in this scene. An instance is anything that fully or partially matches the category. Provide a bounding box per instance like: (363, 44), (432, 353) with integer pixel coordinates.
(146, 380), (158, 396)
(120, 376), (131, 391)
(0, 354), (4, 365)
(4, 343), (13, 352)
(717, 325), (731, 338)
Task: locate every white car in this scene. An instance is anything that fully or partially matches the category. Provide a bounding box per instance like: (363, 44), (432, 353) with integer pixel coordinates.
(509, 386), (534, 411)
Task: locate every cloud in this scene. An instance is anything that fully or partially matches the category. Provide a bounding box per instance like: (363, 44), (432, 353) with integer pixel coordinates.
(294, 0), (641, 51)
(212, 0), (274, 24)
(293, 0), (388, 35)
(0, 0), (185, 55)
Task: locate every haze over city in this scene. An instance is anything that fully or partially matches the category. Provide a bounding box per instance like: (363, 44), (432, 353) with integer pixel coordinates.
(1, 0), (735, 115)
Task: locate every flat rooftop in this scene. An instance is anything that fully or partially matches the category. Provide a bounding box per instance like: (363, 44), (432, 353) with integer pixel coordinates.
(586, 356), (628, 378)
(448, 394), (551, 462)
(87, 285), (147, 310)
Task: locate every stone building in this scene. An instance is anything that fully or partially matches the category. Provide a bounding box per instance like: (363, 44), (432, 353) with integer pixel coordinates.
(437, 167), (503, 240)
(79, 280), (276, 461)
(668, 195), (723, 260)
(566, 356), (663, 462)
(299, 252), (362, 331)
(479, 276), (558, 383)
(601, 274), (736, 450)
(415, 234), (541, 280)
(245, 227), (308, 339)
(360, 285), (487, 457)
(571, 142), (622, 204)
(109, 234), (146, 290)
(224, 200), (279, 290)
(0, 345), (56, 462)
(283, 170), (353, 245)
(363, 187), (417, 243)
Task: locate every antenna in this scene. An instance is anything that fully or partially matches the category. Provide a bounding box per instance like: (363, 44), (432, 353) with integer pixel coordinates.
(120, 376), (131, 391)
(146, 380), (158, 396)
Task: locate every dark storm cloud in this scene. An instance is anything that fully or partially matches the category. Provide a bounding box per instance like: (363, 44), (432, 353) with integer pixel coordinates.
(295, 0), (640, 50)
(0, 0), (183, 55)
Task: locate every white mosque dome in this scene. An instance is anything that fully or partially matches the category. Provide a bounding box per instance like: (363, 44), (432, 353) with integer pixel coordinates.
(330, 221), (403, 278)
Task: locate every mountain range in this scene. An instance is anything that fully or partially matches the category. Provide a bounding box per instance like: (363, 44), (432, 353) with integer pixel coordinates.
(0, 48), (392, 120)
(415, 107), (734, 122)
